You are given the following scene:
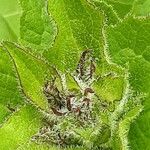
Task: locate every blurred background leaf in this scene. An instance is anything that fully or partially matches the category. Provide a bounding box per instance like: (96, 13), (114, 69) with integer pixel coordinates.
(0, 0), (21, 41)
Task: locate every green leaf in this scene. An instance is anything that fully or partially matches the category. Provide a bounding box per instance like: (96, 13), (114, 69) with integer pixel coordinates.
(4, 42), (51, 110)
(88, 0), (135, 25)
(103, 0), (135, 18)
(106, 17), (150, 93)
(0, 104), (43, 150)
(0, 46), (24, 124)
(128, 58), (150, 150)
(93, 63), (125, 103)
(133, 0), (150, 17)
(0, 0), (21, 41)
(1, 0), (150, 149)
(107, 17), (150, 60)
(106, 17), (150, 149)
(128, 107), (150, 150)
(44, 0), (104, 72)
(0, 15), (17, 41)
(19, 0), (57, 55)
(18, 142), (59, 150)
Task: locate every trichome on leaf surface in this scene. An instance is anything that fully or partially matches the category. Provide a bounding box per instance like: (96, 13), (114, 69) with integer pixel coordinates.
(0, 0), (150, 150)
(32, 50), (111, 148)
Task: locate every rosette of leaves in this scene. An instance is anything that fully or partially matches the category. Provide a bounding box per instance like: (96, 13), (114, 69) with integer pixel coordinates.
(32, 50), (112, 149)
(0, 0), (150, 150)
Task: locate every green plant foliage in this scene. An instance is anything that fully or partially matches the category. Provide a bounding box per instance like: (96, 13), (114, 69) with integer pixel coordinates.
(88, 0), (135, 25)
(0, 0), (21, 41)
(0, 104), (43, 149)
(0, 46), (24, 123)
(44, 0), (105, 72)
(133, 0), (150, 16)
(19, 0), (57, 55)
(0, 0), (150, 150)
(106, 16), (150, 150)
(3, 42), (53, 110)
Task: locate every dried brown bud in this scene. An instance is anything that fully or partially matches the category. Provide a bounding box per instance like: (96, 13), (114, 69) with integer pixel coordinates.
(84, 88), (94, 96)
(51, 107), (66, 116)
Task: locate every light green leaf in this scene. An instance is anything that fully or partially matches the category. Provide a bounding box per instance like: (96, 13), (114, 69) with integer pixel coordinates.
(133, 0), (150, 17)
(88, 0), (135, 25)
(19, 0), (57, 55)
(0, 46), (24, 124)
(106, 17), (150, 149)
(44, 0), (104, 72)
(0, 15), (17, 41)
(0, 104), (43, 150)
(0, 0), (21, 41)
(103, 0), (135, 18)
(1, 0), (150, 149)
(4, 42), (52, 110)
(18, 142), (59, 150)
(93, 63), (125, 103)
(128, 107), (150, 150)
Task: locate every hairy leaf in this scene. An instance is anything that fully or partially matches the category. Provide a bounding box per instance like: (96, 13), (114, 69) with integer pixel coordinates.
(0, 0), (150, 149)
(106, 17), (150, 150)
(0, 104), (43, 150)
(3, 42), (51, 110)
(19, 0), (57, 55)
(44, 0), (104, 72)
(0, 46), (24, 124)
